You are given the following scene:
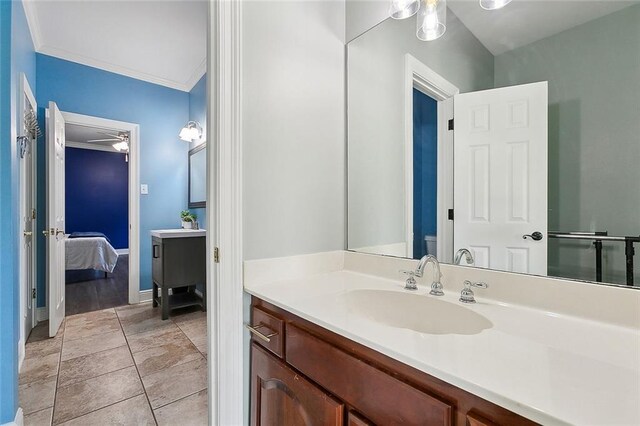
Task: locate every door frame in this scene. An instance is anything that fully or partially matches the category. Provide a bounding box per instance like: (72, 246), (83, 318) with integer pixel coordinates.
(59, 111), (141, 305)
(18, 73), (37, 369)
(404, 54), (459, 262)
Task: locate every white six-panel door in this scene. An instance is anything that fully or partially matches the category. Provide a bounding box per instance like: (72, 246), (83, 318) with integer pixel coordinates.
(47, 102), (66, 337)
(453, 82), (548, 275)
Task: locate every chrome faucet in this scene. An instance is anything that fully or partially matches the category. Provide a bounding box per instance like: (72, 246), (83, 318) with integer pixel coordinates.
(459, 280), (488, 303)
(400, 255), (444, 295)
(454, 248), (474, 265)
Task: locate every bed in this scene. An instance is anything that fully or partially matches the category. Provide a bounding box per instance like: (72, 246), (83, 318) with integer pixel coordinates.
(65, 235), (119, 273)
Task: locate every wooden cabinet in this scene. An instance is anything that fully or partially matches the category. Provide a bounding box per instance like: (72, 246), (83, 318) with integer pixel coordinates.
(151, 235), (206, 319)
(249, 298), (538, 426)
(251, 343), (344, 425)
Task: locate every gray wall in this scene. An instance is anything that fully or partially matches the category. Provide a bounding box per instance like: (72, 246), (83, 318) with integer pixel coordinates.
(495, 5), (640, 285)
(242, 0), (346, 261)
(348, 13), (494, 250)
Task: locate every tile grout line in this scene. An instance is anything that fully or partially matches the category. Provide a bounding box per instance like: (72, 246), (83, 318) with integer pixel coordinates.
(153, 387), (208, 411)
(173, 317), (208, 358)
(50, 320), (66, 426)
(115, 307), (160, 426)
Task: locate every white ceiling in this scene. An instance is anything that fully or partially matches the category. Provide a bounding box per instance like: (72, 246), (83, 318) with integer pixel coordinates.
(24, 0), (207, 92)
(448, 0), (640, 55)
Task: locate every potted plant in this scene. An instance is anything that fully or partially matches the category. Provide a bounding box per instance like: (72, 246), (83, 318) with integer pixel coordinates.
(180, 210), (197, 229)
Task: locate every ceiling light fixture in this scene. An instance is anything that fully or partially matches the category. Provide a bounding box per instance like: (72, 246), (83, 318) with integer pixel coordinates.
(479, 0), (513, 11)
(389, 0), (421, 20)
(390, 0), (511, 42)
(416, 0), (446, 41)
(179, 121), (203, 143)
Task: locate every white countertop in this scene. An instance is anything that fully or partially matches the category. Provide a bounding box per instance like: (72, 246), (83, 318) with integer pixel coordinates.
(245, 268), (640, 425)
(150, 229), (206, 238)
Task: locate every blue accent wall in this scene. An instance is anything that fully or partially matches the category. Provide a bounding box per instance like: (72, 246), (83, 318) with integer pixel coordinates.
(1, 0), (36, 421)
(65, 148), (129, 249)
(36, 54), (190, 307)
(188, 74), (207, 228)
(412, 89), (438, 259)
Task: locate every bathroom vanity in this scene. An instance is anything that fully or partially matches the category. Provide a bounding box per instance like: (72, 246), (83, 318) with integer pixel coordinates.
(249, 297), (533, 426)
(244, 251), (640, 426)
(151, 229), (206, 319)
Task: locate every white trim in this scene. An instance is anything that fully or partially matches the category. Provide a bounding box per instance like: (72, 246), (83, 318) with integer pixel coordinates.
(139, 289), (153, 303)
(185, 58), (207, 93)
(66, 141), (120, 153)
(38, 44), (201, 93)
(115, 248), (129, 255)
(18, 74), (37, 374)
(209, 0), (244, 424)
(36, 307), (48, 322)
(60, 112), (140, 306)
(22, 0), (42, 51)
(404, 54), (459, 262)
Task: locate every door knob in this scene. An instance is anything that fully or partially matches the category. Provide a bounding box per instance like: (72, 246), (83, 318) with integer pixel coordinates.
(523, 231), (543, 241)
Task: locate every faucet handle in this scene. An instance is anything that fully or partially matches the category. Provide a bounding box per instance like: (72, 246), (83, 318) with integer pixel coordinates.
(460, 280), (488, 303)
(399, 270), (418, 291)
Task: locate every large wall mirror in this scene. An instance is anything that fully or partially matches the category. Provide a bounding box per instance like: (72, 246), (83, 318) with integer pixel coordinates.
(189, 143), (206, 208)
(347, 0), (640, 288)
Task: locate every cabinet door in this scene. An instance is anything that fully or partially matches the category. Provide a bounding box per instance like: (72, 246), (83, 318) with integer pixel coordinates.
(251, 343), (344, 426)
(151, 237), (163, 284)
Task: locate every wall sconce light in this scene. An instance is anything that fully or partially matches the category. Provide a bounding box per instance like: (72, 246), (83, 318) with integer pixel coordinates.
(179, 121), (203, 142)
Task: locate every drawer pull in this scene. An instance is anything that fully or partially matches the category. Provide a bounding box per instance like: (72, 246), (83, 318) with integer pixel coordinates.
(245, 323), (278, 343)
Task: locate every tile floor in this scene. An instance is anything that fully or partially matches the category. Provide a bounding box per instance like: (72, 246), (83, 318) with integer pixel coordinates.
(19, 303), (208, 426)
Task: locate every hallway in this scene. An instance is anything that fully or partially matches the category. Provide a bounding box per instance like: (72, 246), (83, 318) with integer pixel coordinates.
(19, 304), (208, 425)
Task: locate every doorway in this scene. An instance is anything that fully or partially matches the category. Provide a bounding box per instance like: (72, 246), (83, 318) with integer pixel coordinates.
(61, 111), (140, 316)
(404, 54), (458, 263)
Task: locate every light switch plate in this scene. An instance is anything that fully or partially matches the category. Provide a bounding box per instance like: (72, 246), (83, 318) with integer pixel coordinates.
(141, 184), (149, 195)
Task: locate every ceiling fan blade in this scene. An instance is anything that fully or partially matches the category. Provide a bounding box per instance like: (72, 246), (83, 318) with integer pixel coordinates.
(97, 131), (123, 138)
(87, 138), (121, 142)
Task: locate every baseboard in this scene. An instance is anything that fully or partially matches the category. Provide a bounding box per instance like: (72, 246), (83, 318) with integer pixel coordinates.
(116, 248), (130, 255)
(139, 289), (153, 303)
(1, 408), (24, 426)
(36, 307), (48, 322)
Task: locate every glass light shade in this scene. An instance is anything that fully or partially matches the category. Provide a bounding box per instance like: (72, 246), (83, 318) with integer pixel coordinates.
(479, 0), (513, 10)
(416, 0), (446, 41)
(389, 0), (420, 20)
(112, 141), (129, 152)
(179, 121), (202, 142)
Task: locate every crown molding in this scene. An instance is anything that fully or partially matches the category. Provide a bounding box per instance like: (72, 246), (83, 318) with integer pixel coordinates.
(38, 44), (203, 92)
(22, 0), (42, 50)
(185, 58), (207, 92)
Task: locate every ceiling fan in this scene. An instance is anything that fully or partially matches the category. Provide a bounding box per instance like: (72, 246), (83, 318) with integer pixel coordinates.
(87, 131), (130, 161)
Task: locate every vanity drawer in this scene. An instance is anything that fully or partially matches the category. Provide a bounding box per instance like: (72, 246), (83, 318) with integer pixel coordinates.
(249, 306), (285, 358)
(286, 324), (453, 425)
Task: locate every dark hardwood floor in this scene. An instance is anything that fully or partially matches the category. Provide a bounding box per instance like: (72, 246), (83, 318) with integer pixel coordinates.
(65, 255), (129, 316)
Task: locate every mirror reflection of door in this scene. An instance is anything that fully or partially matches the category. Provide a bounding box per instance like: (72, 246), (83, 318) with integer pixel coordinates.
(412, 89), (438, 259)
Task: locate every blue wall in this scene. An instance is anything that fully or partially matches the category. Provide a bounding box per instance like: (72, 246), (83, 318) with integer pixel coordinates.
(188, 74), (207, 228)
(36, 54), (190, 306)
(412, 89), (438, 259)
(65, 147), (129, 249)
(1, 0), (37, 421)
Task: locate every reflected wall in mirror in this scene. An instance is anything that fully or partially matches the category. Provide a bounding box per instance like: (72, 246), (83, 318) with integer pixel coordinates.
(189, 143), (206, 208)
(347, 1), (640, 288)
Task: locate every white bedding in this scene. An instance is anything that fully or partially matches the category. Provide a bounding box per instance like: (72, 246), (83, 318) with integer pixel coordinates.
(65, 236), (119, 273)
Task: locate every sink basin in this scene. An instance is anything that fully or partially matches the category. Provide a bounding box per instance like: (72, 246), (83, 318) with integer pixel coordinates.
(344, 289), (492, 335)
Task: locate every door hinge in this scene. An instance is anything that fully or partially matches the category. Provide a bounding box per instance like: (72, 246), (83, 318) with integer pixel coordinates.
(32, 288), (36, 299)
(448, 119), (454, 131)
(31, 209), (36, 220)
(214, 247), (220, 263)
(448, 209), (454, 220)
